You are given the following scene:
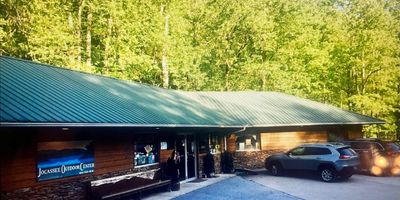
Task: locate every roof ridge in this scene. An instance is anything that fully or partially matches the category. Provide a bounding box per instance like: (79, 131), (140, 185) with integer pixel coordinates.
(275, 92), (385, 123)
(0, 55), (168, 92)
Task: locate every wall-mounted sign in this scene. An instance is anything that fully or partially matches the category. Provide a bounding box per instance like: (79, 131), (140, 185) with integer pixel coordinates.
(160, 142), (168, 150)
(37, 140), (94, 181)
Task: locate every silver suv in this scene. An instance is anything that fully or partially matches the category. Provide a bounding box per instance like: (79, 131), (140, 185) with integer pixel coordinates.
(265, 143), (360, 182)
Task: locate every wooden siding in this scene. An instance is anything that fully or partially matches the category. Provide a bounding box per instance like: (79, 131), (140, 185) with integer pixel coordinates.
(94, 140), (133, 175)
(260, 131), (328, 150)
(227, 134), (237, 153)
(1, 132), (138, 192)
(1, 143), (37, 191)
(160, 149), (173, 164)
(347, 128), (363, 139)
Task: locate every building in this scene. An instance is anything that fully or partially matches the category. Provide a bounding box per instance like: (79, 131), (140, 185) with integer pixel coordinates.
(0, 56), (384, 199)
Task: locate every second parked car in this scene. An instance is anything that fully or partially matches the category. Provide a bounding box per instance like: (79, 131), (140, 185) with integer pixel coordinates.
(343, 139), (400, 176)
(265, 143), (359, 182)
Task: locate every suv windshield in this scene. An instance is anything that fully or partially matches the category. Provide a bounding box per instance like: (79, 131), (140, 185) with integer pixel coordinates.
(337, 147), (357, 156)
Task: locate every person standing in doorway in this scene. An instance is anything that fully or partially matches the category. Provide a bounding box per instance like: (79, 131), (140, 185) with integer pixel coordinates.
(167, 150), (181, 190)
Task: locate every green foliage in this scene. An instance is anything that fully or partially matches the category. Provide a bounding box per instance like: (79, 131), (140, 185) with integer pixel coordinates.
(1, 0), (399, 139)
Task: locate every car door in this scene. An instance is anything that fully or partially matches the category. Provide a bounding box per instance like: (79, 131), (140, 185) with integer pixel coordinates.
(283, 147), (309, 170)
(307, 147), (332, 170)
(295, 147), (322, 170)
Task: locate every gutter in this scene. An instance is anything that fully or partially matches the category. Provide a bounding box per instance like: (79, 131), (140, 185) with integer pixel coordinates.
(0, 121), (385, 128)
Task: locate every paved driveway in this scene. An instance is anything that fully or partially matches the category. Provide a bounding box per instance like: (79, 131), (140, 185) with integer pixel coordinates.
(244, 170), (400, 200)
(172, 176), (300, 200)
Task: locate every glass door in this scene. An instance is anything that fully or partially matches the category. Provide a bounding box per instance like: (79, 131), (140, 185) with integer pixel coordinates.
(176, 134), (197, 181)
(187, 135), (196, 179)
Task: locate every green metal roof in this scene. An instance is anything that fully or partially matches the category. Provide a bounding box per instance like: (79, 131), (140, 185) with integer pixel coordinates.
(0, 56), (384, 128)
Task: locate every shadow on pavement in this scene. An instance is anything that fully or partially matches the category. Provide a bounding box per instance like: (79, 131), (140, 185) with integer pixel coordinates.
(246, 169), (351, 183)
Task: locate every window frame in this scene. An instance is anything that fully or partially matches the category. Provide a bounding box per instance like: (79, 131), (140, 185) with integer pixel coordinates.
(134, 136), (160, 168)
(236, 134), (261, 151)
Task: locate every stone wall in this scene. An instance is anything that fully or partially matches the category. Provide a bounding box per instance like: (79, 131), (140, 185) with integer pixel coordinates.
(233, 150), (286, 169)
(1, 165), (159, 200)
(198, 153), (221, 177)
(214, 153), (221, 174)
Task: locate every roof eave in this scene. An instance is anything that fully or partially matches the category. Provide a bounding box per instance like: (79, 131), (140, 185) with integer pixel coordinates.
(0, 122), (244, 129)
(0, 121), (385, 128)
(249, 121), (386, 127)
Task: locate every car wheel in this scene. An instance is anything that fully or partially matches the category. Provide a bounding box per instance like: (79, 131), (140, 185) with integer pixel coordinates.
(269, 163), (283, 176)
(320, 167), (337, 182)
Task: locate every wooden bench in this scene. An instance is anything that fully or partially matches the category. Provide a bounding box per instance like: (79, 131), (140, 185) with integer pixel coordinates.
(87, 169), (171, 200)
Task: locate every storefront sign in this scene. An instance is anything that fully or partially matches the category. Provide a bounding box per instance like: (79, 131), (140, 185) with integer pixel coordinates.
(37, 140), (94, 181)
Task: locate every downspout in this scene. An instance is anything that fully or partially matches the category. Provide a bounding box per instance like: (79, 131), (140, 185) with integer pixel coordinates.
(224, 125), (248, 151)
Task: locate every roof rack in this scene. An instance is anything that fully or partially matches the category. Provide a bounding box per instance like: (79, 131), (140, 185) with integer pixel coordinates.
(327, 142), (345, 146)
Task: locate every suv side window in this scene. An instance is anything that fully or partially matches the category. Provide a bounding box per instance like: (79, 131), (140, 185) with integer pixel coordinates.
(290, 147), (306, 156)
(371, 143), (384, 151)
(306, 147), (331, 155)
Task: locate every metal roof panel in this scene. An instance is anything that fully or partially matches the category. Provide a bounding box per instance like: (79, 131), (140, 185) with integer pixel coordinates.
(0, 56), (385, 127)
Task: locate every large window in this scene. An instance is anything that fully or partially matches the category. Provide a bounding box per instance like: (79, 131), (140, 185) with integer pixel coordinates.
(134, 136), (159, 167)
(236, 134), (260, 151)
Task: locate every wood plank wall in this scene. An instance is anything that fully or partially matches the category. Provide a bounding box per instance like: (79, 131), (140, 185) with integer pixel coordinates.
(0, 131), (145, 192)
(160, 149), (173, 164)
(1, 142), (37, 191)
(227, 134), (237, 153)
(260, 131), (328, 150)
(94, 140), (133, 175)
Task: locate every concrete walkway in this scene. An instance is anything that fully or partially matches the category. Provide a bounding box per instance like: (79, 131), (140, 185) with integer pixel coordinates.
(142, 174), (236, 200)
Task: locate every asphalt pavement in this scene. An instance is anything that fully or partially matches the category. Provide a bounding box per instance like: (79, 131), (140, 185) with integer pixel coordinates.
(143, 170), (400, 200)
(244, 170), (400, 200)
(172, 176), (301, 200)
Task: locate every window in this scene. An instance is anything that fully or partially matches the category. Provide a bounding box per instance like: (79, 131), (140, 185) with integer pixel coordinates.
(289, 147), (306, 156)
(385, 143), (400, 151)
(350, 142), (369, 150)
(337, 147), (357, 156)
(306, 147), (331, 155)
(236, 134), (260, 151)
(134, 136), (159, 167)
(371, 143), (384, 151)
(209, 135), (223, 154)
(198, 134), (223, 154)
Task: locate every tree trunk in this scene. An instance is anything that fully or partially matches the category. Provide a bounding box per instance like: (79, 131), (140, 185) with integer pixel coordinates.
(77, 0), (85, 63)
(68, 13), (75, 65)
(161, 5), (169, 88)
(225, 62), (230, 91)
(86, 4), (92, 67)
(104, 16), (113, 73)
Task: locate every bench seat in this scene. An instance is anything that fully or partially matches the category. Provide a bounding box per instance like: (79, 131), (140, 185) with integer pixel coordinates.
(88, 169), (171, 200)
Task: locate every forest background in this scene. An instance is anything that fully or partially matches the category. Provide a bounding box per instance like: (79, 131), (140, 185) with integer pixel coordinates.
(1, 0), (399, 139)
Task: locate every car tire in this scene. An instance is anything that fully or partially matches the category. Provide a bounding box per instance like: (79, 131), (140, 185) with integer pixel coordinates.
(269, 162), (283, 176)
(320, 167), (337, 182)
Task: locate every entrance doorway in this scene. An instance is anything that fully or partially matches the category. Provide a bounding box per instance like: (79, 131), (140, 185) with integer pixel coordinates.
(176, 134), (197, 182)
